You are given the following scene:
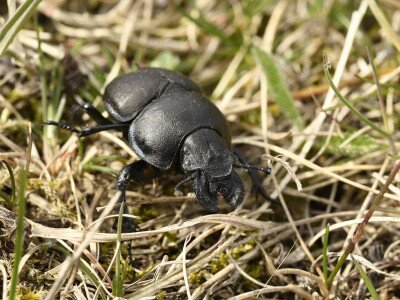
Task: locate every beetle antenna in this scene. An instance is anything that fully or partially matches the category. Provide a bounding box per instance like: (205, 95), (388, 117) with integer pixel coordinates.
(233, 163), (271, 175)
(174, 173), (197, 196)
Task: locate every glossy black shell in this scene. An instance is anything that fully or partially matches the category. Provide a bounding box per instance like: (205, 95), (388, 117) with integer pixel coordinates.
(103, 68), (232, 170)
(104, 68), (201, 122)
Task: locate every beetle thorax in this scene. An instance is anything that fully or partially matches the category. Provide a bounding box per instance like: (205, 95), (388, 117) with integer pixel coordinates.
(180, 128), (233, 180)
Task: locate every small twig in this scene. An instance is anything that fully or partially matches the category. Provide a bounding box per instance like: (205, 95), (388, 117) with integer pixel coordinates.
(183, 233), (193, 300)
(326, 160), (400, 287)
(262, 154), (302, 191)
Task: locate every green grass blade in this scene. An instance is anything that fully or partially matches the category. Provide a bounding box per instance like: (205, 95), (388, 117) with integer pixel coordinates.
(8, 168), (28, 300)
(0, 160), (16, 206)
(351, 254), (380, 300)
(253, 46), (304, 130)
(9, 125), (32, 300)
(113, 203), (124, 296)
(0, 0), (43, 56)
(82, 164), (119, 176)
(181, 9), (241, 47)
(323, 224), (330, 283)
(243, 0), (275, 16)
(35, 17), (51, 145)
(55, 244), (107, 300)
(323, 66), (390, 139)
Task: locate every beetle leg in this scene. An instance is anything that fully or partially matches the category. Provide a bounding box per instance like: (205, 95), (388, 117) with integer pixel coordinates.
(77, 123), (129, 137)
(233, 149), (277, 204)
(116, 160), (160, 232)
(43, 121), (82, 134)
(116, 163), (138, 232)
(81, 103), (113, 125)
(43, 121), (129, 137)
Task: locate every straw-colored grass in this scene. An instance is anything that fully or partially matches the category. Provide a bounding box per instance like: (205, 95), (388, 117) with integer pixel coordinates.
(1, 0), (400, 299)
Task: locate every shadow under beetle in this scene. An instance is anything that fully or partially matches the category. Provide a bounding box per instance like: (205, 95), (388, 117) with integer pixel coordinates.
(44, 67), (273, 231)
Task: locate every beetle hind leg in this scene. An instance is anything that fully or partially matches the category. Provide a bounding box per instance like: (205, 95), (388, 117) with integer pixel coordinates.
(43, 121), (129, 137)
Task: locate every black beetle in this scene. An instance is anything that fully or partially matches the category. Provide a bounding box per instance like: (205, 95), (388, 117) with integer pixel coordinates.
(44, 67), (273, 231)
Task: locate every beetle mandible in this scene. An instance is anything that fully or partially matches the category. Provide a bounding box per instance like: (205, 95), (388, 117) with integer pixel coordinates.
(44, 67), (273, 231)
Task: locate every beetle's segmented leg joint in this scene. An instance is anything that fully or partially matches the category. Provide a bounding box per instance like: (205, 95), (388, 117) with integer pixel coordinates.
(233, 163), (271, 175)
(42, 121), (82, 135)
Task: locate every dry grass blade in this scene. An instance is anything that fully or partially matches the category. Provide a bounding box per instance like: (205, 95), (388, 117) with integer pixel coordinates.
(308, 215), (400, 247)
(263, 154), (302, 191)
(44, 191), (121, 299)
(368, 0), (400, 52)
(327, 161), (400, 287)
(125, 235), (238, 299)
(29, 214), (273, 242)
(228, 285), (314, 300)
(0, 0), (42, 55)
(0, 261), (8, 300)
(182, 233), (193, 300)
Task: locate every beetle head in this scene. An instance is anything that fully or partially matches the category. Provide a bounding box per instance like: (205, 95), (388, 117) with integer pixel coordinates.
(180, 129), (244, 211)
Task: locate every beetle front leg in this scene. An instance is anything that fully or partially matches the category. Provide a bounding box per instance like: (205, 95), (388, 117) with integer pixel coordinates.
(116, 164), (139, 232)
(233, 149), (277, 204)
(116, 160), (160, 232)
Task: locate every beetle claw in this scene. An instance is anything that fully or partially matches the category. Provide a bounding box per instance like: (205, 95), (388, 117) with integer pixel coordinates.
(43, 120), (83, 135)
